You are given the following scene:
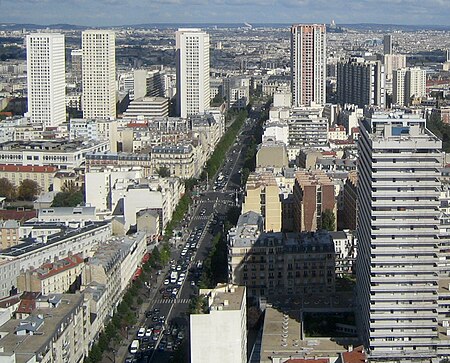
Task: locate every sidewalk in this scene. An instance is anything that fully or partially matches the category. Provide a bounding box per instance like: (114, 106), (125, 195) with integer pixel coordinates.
(101, 266), (169, 363)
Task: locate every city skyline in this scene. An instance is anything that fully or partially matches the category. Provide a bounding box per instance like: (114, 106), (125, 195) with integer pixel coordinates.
(2, 0), (450, 27)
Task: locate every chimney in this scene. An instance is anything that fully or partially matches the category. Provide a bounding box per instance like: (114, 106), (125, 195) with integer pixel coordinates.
(348, 344), (353, 352)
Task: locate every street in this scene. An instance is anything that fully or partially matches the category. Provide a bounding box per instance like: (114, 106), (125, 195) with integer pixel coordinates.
(127, 117), (257, 363)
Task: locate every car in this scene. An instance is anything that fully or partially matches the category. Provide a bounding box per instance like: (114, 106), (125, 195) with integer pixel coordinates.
(166, 341), (173, 351)
(177, 278), (183, 286)
(176, 265), (182, 271)
(166, 286), (173, 293)
(172, 288), (178, 297)
(151, 334), (159, 341)
(179, 272), (186, 279)
(146, 311), (152, 318)
(158, 342), (166, 351)
(190, 280), (196, 286)
(159, 316), (166, 324)
(152, 307), (160, 314)
(163, 279), (169, 285)
(137, 327), (145, 338)
(153, 324), (162, 334)
(145, 328), (152, 337)
(177, 331), (185, 340)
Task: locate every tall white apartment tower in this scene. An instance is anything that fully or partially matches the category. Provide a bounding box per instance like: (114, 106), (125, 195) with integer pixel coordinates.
(393, 67), (426, 106)
(26, 33), (66, 128)
(357, 111), (442, 361)
(175, 28), (210, 118)
(82, 30), (116, 119)
(291, 24), (326, 107)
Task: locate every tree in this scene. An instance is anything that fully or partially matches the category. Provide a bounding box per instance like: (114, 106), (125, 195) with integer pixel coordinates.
(0, 178), (16, 200)
(157, 166), (171, 178)
(52, 191), (84, 207)
(17, 179), (40, 201)
(61, 180), (80, 193)
(321, 209), (336, 231)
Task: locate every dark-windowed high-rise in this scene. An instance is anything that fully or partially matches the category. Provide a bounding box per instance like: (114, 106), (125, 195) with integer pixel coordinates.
(290, 24), (326, 107)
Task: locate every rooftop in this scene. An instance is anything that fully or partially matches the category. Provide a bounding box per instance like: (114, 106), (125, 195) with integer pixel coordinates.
(0, 294), (85, 361)
(260, 307), (354, 363)
(209, 284), (246, 312)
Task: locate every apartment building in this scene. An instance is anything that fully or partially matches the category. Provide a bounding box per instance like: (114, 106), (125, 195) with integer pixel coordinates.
(0, 164), (56, 193)
(83, 232), (146, 317)
(190, 284), (247, 363)
(356, 111), (444, 360)
(337, 57), (385, 108)
(151, 144), (204, 179)
(0, 221), (112, 298)
(0, 140), (109, 170)
(17, 254), (84, 295)
(293, 169), (336, 232)
(228, 211), (336, 299)
(0, 220), (20, 250)
(26, 33), (66, 128)
(291, 24), (326, 107)
(0, 294), (91, 362)
(176, 28), (210, 118)
(242, 172), (282, 232)
(82, 30), (116, 119)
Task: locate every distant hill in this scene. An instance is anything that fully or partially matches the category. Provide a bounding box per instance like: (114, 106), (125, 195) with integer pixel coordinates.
(0, 23), (87, 31)
(1, 22), (449, 32)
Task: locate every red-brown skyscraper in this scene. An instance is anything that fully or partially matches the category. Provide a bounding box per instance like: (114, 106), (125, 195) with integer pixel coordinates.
(291, 24), (326, 107)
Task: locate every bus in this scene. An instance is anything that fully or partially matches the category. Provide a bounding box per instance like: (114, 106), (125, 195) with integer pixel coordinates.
(130, 340), (140, 354)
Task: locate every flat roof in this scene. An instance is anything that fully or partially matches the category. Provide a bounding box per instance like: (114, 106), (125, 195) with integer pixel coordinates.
(0, 221), (109, 258)
(260, 307), (355, 363)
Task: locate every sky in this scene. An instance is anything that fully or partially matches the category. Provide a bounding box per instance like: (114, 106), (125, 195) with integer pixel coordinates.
(1, 0), (450, 27)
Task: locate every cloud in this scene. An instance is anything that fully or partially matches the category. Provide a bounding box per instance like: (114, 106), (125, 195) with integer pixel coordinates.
(1, 0), (450, 25)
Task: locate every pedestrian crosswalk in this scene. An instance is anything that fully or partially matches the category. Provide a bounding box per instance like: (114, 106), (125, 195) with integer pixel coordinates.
(192, 215), (209, 220)
(152, 298), (191, 304)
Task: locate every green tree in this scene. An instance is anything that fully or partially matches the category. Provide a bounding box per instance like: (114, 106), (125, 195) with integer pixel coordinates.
(17, 179), (40, 201)
(51, 191), (84, 207)
(321, 209), (336, 231)
(0, 178), (16, 200)
(157, 166), (171, 178)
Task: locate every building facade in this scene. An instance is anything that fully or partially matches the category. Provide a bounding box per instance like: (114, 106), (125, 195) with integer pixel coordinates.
(291, 24), (326, 107)
(176, 28), (210, 118)
(337, 57), (385, 108)
(357, 112), (443, 360)
(26, 33), (66, 128)
(82, 30), (116, 119)
(293, 170), (336, 232)
(190, 285), (247, 363)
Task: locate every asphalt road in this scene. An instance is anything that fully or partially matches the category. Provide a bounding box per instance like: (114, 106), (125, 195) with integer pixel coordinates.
(128, 117), (256, 363)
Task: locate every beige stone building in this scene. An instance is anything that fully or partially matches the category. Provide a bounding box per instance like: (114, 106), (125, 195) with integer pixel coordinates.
(0, 293), (91, 362)
(242, 172), (282, 232)
(0, 164), (57, 192)
(255, 141), (289, 172)
(228, 212), (336, 299)
(17, 254), (84, 295)
(0, 220), (20, 250)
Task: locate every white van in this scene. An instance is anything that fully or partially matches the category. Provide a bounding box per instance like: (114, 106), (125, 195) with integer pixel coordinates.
(130, 339), (140, 354)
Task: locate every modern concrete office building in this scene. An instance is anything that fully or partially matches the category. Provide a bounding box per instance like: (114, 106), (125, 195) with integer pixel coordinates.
(356, 111), (443, 360)
(291, 24), (326, 107)
(190, 284), (247, 363)
(176, 28), (210, 118)
(82, 30), (116, 119)
(26, 33), (66, 128)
